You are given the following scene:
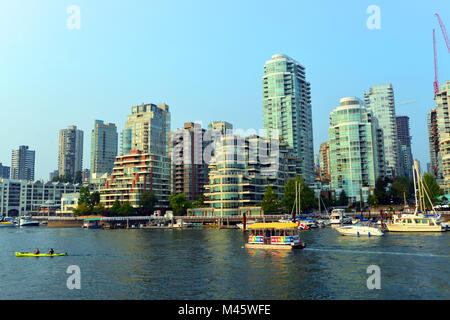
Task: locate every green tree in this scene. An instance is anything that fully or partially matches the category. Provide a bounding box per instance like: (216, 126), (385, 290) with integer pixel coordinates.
(91, 191), (101, 206)
(337, 190), (348, 206)
(391, 176), (413, 205)
(368, 194), (379, 207)
(169, 193), (191, 215)
(281, 176), (317, 213)
(374, 177), (392, 205)
(109, 199), (122, 216)
(139, 191), (158, 215)
(191, 194), (206, 208)
(260, 185), (280, 213)
(72, 202), (91, 216)
(118, 201), (135, 216)
(422, 173), (443, 209)
(92, 202), (108, 216)
(78, 186), (92, 209)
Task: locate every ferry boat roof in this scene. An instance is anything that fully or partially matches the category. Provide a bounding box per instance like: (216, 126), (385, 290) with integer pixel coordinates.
(247, 222), (298, 230)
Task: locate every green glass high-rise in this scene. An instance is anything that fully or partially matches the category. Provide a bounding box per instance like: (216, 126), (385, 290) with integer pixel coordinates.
(263, 54), (314, 184)
(329, 97), (385, 203)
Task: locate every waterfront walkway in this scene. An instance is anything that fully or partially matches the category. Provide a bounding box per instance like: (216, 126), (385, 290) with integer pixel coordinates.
(31, 211), (450, 226)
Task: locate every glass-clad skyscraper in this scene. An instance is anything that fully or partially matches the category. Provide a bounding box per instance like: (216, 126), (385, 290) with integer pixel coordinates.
(11, 146), (35, 181)
(364, 84), (399, 177)
(263, 54), (314, 184)
(91, 120), (118, 177)
(395, 116), (413, 178)
(328, 97), (385, 203)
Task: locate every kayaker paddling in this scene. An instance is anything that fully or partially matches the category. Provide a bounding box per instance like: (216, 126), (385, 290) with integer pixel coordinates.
(34, 248), (40, 255)
(48, 248), (54, 255)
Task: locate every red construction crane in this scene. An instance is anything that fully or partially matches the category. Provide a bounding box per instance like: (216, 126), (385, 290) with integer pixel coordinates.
(433, 14), (450, 95)
(436, 13), (450, 54)
(434, 29), (439, 95)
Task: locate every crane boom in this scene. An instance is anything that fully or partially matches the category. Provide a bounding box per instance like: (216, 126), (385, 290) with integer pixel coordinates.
(436, 13), (450, 54)
(434, 29), (439, 95)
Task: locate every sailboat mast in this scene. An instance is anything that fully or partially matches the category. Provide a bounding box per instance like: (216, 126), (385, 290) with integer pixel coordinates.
(416, 161), (424, 212)
(318, 192), (321, 214)
(293, 180), (298, 221)
(298, 179), (301, 216)
(412, 164), (418, 210)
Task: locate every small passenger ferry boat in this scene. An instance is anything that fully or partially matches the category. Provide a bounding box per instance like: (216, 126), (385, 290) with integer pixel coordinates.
(244, 222), (306, 250)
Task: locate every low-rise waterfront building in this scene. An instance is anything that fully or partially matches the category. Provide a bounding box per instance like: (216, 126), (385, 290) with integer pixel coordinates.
(55, 192), (80, 216)
(0, 178), (82, 216)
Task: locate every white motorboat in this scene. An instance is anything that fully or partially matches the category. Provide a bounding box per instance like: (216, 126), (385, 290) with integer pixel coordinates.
(19, 216), (40, 227)
(335, 224), (384, 236)
(330, 209), (352, 224)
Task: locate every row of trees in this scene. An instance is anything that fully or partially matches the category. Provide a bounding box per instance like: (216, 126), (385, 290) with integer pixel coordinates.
(260, 176), (317, 214)
(260, 173), (445, 213)
(72, 186), (158, 216)
(72, 187), (207, 217)
(368, 174), (443, 210)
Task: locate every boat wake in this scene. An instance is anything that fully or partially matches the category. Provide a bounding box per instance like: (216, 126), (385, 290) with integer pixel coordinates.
(304, 247), (450, 258)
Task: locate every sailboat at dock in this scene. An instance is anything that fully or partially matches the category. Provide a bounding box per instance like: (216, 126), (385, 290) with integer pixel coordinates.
(385, 160), (444, 232)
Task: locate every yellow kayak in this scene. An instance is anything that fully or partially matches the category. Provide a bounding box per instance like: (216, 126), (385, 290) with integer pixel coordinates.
(15, 252), (67, 257)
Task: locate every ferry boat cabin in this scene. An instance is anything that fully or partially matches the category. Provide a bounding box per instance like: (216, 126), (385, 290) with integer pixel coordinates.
(244, 222), (306, 250)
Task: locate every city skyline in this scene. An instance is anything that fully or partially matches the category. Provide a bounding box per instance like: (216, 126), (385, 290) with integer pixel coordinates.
(1, 1), (449, 180)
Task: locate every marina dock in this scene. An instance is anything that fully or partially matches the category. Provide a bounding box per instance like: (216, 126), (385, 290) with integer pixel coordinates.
(29, 211), (450, 229)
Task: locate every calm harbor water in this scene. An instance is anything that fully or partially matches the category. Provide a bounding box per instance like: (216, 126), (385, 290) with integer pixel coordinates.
(0, 226), (449, 300)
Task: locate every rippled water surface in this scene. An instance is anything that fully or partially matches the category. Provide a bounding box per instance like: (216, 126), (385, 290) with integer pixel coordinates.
(0, 227), (449, 299)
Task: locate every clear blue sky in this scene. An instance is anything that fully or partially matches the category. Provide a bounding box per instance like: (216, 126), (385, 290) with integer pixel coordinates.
(0, 0), (449, 180)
